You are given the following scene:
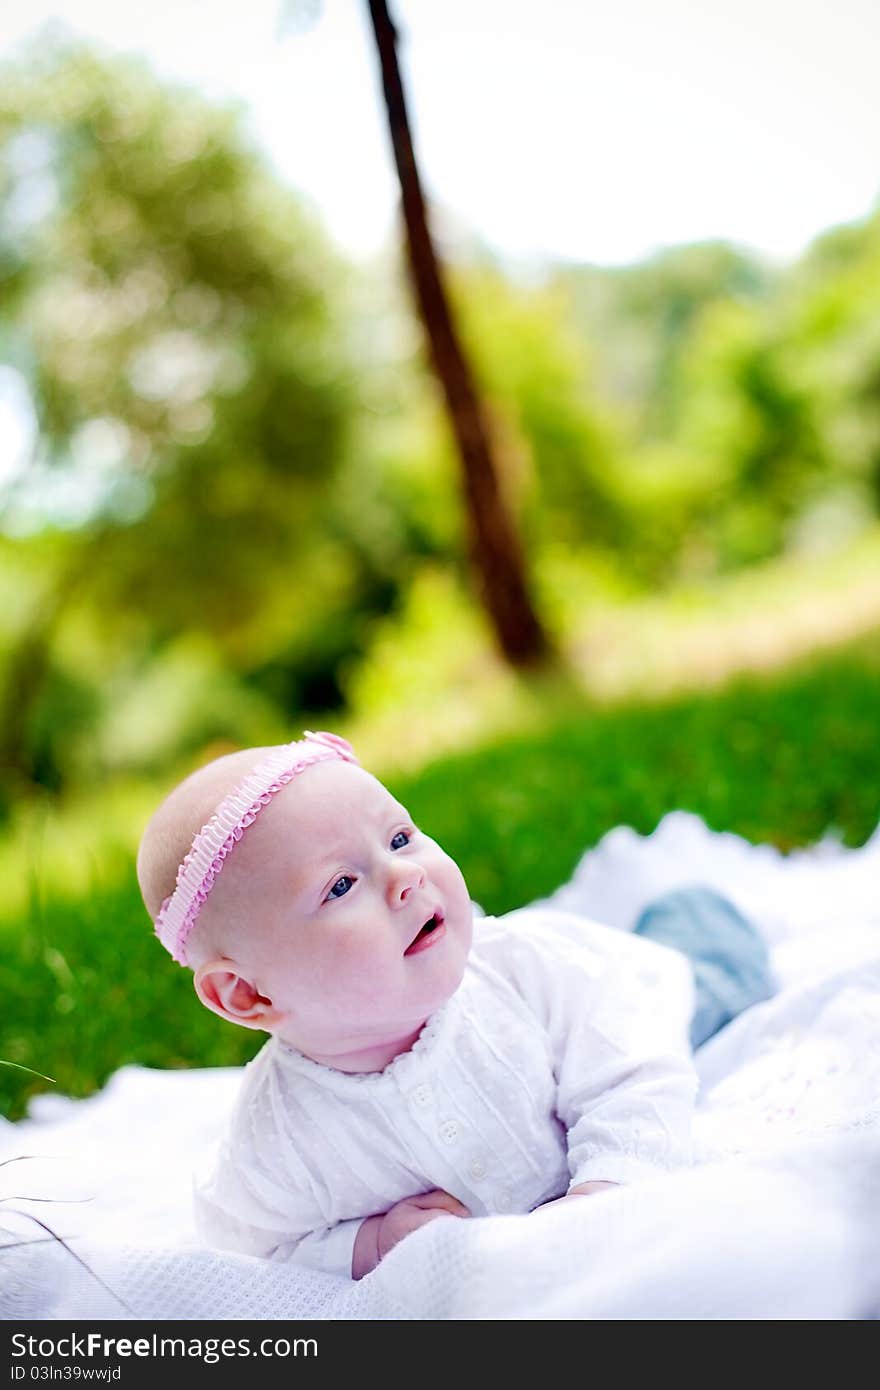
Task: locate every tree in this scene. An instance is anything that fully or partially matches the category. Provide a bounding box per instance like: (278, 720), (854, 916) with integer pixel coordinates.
(364, 0), (552, 667)
(0, 41), (356, 795)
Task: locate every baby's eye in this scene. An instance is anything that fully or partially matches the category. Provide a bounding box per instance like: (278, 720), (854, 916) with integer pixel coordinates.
(326, 875), (354, 900)
(390, 830), (411, 850)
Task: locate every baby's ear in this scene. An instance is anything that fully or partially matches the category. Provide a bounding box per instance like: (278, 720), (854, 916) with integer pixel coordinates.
(193, 960), (284, 1032)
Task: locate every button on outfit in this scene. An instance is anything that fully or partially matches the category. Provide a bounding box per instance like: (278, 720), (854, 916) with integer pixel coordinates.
(195, 908), (697, 1278)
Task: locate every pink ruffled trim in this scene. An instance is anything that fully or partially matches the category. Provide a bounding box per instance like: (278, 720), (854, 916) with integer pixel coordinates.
(154, 731), (358, 966)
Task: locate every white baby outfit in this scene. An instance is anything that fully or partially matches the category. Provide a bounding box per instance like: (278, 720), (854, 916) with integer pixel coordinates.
(195, 907), (698, 1277)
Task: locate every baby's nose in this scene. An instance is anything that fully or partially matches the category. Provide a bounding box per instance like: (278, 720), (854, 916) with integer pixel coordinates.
(387, 858), (427, 906)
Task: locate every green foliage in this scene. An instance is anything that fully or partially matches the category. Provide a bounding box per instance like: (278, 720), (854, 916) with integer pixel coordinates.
(0, 41), (386, 793)
(551, 221), (880, 579)
(781, 209), (880, 510)
(451, 265), (624, 550)
(0, 43), (349, 533)
(3, 39), (880, 813)
(665, 301), (824, 569)
(554, 241), (771, 438)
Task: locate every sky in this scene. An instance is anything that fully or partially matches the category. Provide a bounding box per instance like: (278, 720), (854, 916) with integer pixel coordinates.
(0, 0), (878, 268)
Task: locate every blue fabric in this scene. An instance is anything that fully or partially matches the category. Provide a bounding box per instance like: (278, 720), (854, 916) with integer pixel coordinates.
(633, 886), (777, 1049)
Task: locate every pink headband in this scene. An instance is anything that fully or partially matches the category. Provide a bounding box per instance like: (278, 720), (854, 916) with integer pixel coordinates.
(154, 730), (359, 965)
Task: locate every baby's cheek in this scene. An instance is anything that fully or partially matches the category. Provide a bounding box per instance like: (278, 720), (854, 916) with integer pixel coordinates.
(429, 840), (465, 881)
(331, 930), (389, 989)
(443, 856), (471, 908)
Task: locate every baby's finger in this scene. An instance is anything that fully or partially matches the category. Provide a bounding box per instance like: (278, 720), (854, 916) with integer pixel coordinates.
(417, 1209), (461, 1230)
(409, 1189), (471, 1218)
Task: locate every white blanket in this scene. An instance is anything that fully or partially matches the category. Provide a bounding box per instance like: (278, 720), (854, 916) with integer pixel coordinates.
(3, 812), (879, 1320)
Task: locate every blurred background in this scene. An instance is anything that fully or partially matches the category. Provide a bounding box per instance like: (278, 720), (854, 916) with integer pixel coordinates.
(3, 0), (880, 1115)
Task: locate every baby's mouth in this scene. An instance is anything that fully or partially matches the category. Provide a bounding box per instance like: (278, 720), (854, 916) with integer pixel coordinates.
(404, 911), (445, 955)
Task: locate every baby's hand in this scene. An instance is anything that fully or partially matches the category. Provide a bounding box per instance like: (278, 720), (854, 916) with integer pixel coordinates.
(352, 1189), (470, 1279)
(567, 1181), (619, 1198)
(533, 1180), (620, 1214)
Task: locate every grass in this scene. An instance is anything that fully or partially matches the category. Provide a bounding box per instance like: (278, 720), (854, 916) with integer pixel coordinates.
(345, 528), (880, 774)
(396, 640), (880, 915)
(3, 630), (880, 1120)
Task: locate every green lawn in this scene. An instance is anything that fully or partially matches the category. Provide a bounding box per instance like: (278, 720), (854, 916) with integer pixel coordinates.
(3, 633), (880, 1120)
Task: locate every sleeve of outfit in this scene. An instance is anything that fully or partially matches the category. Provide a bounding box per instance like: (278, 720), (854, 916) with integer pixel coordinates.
(194, 1160), (361, 1277)
(192, 1050), (362, 1279)
(480, 907), (699, 1189)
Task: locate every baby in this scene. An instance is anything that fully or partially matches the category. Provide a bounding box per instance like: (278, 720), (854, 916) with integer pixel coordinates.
(137, 731), (760, 1280)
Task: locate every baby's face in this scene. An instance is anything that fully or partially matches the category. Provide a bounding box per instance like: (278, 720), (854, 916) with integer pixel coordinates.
(214, 760), (474, 1063)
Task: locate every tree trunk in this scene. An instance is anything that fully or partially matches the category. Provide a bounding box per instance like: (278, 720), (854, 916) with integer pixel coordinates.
(365, 0), (552, 667)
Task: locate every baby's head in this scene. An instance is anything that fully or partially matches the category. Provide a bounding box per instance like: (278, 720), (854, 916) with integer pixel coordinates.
(137, 733), (474, 1071)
